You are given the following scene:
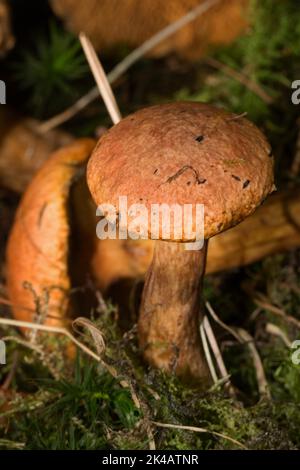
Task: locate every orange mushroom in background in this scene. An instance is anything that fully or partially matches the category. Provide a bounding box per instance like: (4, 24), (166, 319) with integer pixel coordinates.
(51, 0), (249, 60)
(0, 108), (73, 193)
(6, 139), (96, 327)
(0, 0), (15, 57)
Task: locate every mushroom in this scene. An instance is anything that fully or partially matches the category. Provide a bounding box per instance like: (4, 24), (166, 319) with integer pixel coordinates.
(0, 108), (73, 193)
(87, 102), (274, 382)
(0, 0), (15, 57)
(6, 138), (96, 327)
(51, 0), (248, 60)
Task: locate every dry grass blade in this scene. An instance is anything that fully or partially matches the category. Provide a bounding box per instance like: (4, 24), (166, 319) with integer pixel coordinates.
(152, 421), (247, 449)
(200, 321), (218, 383)
(206, 302), (270, 399)
(38, 0), (220, 133)
(265, 322), (292, 348)
(72, 317), (106, 356)
(146, 426), (156, 450)
(79, 32), (122, 124)
(208, 374), (233, 393)
(236, 327), (271, 400)
(203, 315), (235, 398)
(0, 439), (25, 450)
(206, 301), (242, 343)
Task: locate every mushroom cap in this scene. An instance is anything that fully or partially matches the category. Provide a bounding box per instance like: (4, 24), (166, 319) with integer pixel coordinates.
(87, 102), (274, 241)
(6, 138), (96, 327)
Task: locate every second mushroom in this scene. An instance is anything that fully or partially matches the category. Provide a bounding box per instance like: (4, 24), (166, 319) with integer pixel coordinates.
(87, 102), (274, 383)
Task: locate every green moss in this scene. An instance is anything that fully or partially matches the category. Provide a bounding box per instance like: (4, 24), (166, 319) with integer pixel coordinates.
(12, 22), (90, 117)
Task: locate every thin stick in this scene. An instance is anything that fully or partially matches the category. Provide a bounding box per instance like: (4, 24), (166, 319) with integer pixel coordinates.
(200, 322), (218, 383)
(79, 32), (121, 125)
(206, 302), (270, 400)
(152, 421), (247, 450)
(203, 316), (235, 398)
(206, 301), (242, 343)
(38, 0), (220, 133)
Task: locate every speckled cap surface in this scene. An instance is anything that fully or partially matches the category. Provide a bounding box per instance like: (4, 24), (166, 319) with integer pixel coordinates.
(87, 102), (274, 241)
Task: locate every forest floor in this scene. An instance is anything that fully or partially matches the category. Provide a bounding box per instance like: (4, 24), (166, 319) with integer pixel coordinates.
(1, 0), (300, 450)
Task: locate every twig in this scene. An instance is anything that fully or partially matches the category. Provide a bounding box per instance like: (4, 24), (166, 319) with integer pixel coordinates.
(79, 32), (121, 125)
(203, 315), (235, 398)
(235, 328), (271, 400)
(206, 302), (270, 400)
(265, 322), (292, 348)
(152, 421), (247, 449)
(200, 321), (218, 383)
(206, 301), (242, 343)
(38, 0), (220, 133)
(204, 56), (274, 104)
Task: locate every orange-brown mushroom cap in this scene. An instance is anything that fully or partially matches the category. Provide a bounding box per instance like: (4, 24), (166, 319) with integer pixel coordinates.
(6, 138), (96, 327)
(87, 102), (275, 241)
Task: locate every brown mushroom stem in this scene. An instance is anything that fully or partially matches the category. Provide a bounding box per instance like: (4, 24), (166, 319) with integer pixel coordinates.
(138, 240), (210, 383)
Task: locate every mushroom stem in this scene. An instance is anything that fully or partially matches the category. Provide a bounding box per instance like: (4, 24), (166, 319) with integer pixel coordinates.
(138, 240), (210, 383)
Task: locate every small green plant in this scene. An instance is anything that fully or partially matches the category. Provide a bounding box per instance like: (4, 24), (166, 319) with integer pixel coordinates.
(13, 22), (89, 117)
